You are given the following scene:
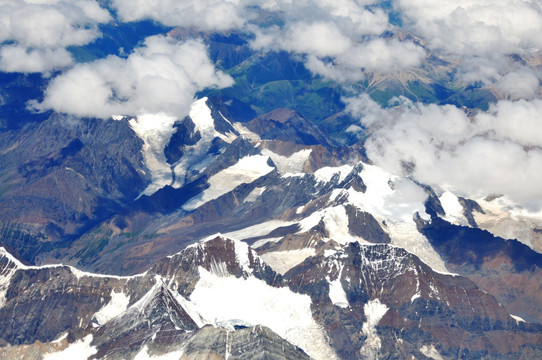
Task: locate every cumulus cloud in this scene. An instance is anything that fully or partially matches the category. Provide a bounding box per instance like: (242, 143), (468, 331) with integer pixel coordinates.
(477, 99), (542, 147)
(394, 0), (542, 56)
(250, 18), (424, 81)
(261, 2), (423, 78)
(30, 35), (234, 119)
(346, 94), (542, 208)
(0, 0), (111, 72)
(394, 0), (542, 95)
(458, 55), (541, 100)
(260, 0), (386, 36)
(276, 36), (425, 82)
(494, 70), (540, 100)
(0, 45), (73, 73)
(111, 0), (249, 31)
(276, 22), (354, 58)
(111, 0), (423, 80)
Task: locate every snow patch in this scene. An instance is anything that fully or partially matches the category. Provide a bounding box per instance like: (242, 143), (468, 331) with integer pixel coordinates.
(474, 197), (542, 252)
(299, 211), (324, 232)
(51, 332), (68, 344)
(69, 267), (143, 281)
(233, 240), (253, 274)
(183, 155), (274, 210)
(347, 164), (429, 223)
(322, 206), (358, 244)
(189, 97), (238, 144)
(328, 188), (347, 203)
(93, 290), (130, 325)
(260, 249), (316, 275)
(251, 237), (283, 249)
(439, 191), (467, 225)
(171, 292), (207, 328)
(298, 206), (361, 244)
(386, 221), (449, 274)
(281, 172), (305, 178)
(223, 220), (294, 241)
(324, 249), (338, 257)
(43, 335), (97, 360)
(133, 345), (185, 360)
(129, 112), (177, 196)
(188, 97), (215, 137)
(261, 148), (312, 174)
(328, 275), (349, 308)
(360, 299), (388, 359)
(314, 165), (352, 184)
(420, 344), (445, 360)
(510, 314), (526, 323)
(189, 267), (338, 360)
(244, 186), (265, 203)
(233, 122), (260, 141)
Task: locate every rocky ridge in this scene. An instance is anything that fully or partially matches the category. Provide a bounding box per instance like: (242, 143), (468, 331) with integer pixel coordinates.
(0, 236), (540, 359)
(18, 97), (537, 334)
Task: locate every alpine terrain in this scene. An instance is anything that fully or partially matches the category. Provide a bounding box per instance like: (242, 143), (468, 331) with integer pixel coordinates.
(0, 0), (541, 359)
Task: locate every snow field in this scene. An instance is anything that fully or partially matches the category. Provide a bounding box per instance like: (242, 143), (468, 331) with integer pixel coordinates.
(183, 155), (274, 210)
(189, 267), (338, 360)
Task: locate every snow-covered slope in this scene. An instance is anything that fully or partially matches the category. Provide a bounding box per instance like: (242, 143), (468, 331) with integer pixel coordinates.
(1, 234), (540, 360)
(183, 154), (274, 210)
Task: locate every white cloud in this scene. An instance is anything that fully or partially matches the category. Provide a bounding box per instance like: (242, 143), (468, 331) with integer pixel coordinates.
(0, 0), (110, 72)
(477, 99), (542, 147)
(31, 35), (234, 119)
(277, 22), (353, 58)
(394, 0), (542, 56)
(495, 70), (540, 100)
(457, 56), (541, 100)
(111, 0), (248, 31)
(303, 37), (426, 82)
(251, 24), (424, 81)
(260, 0), (386, 36)
(346, 94), (542, 208)
(340, 38), (425, 73)
(394, 0), (542, 93)
(0, 45), (73, 73)
(248, 1), (426, 79)
(112, 0), (422, 80)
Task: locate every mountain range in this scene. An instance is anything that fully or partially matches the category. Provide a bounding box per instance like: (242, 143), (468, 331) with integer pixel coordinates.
(0, 1), (541, 359)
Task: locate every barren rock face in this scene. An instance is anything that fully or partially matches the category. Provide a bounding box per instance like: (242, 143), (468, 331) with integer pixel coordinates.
(1, 237), (540, 360)
(419, 215), (542, 323)
(1, 14), (541, 359)
(284, 242), (542, 359)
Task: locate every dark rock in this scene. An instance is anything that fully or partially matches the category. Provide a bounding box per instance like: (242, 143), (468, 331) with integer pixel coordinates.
(92, 281), (198, 359)
(246, 109), (331, 146)
(344, 204), (390, 243)
(284, 242), (542, 359)
(179, 325), (311, 360)
(419, 216), (542, 323)
(458, 196), (485, 228)
(164, 116), (202, 165)
(0, 114), (150, 262)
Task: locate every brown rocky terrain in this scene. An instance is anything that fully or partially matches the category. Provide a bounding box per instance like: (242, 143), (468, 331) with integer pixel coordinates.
(1, 237), (540, 359)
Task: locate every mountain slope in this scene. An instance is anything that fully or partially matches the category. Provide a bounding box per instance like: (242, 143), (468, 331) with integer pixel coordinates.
(1, 236), (541, 359)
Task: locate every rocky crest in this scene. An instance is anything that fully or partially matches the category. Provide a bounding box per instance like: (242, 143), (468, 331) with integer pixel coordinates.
(1, 237), (541, 359)
(285, 242), (542, 359)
